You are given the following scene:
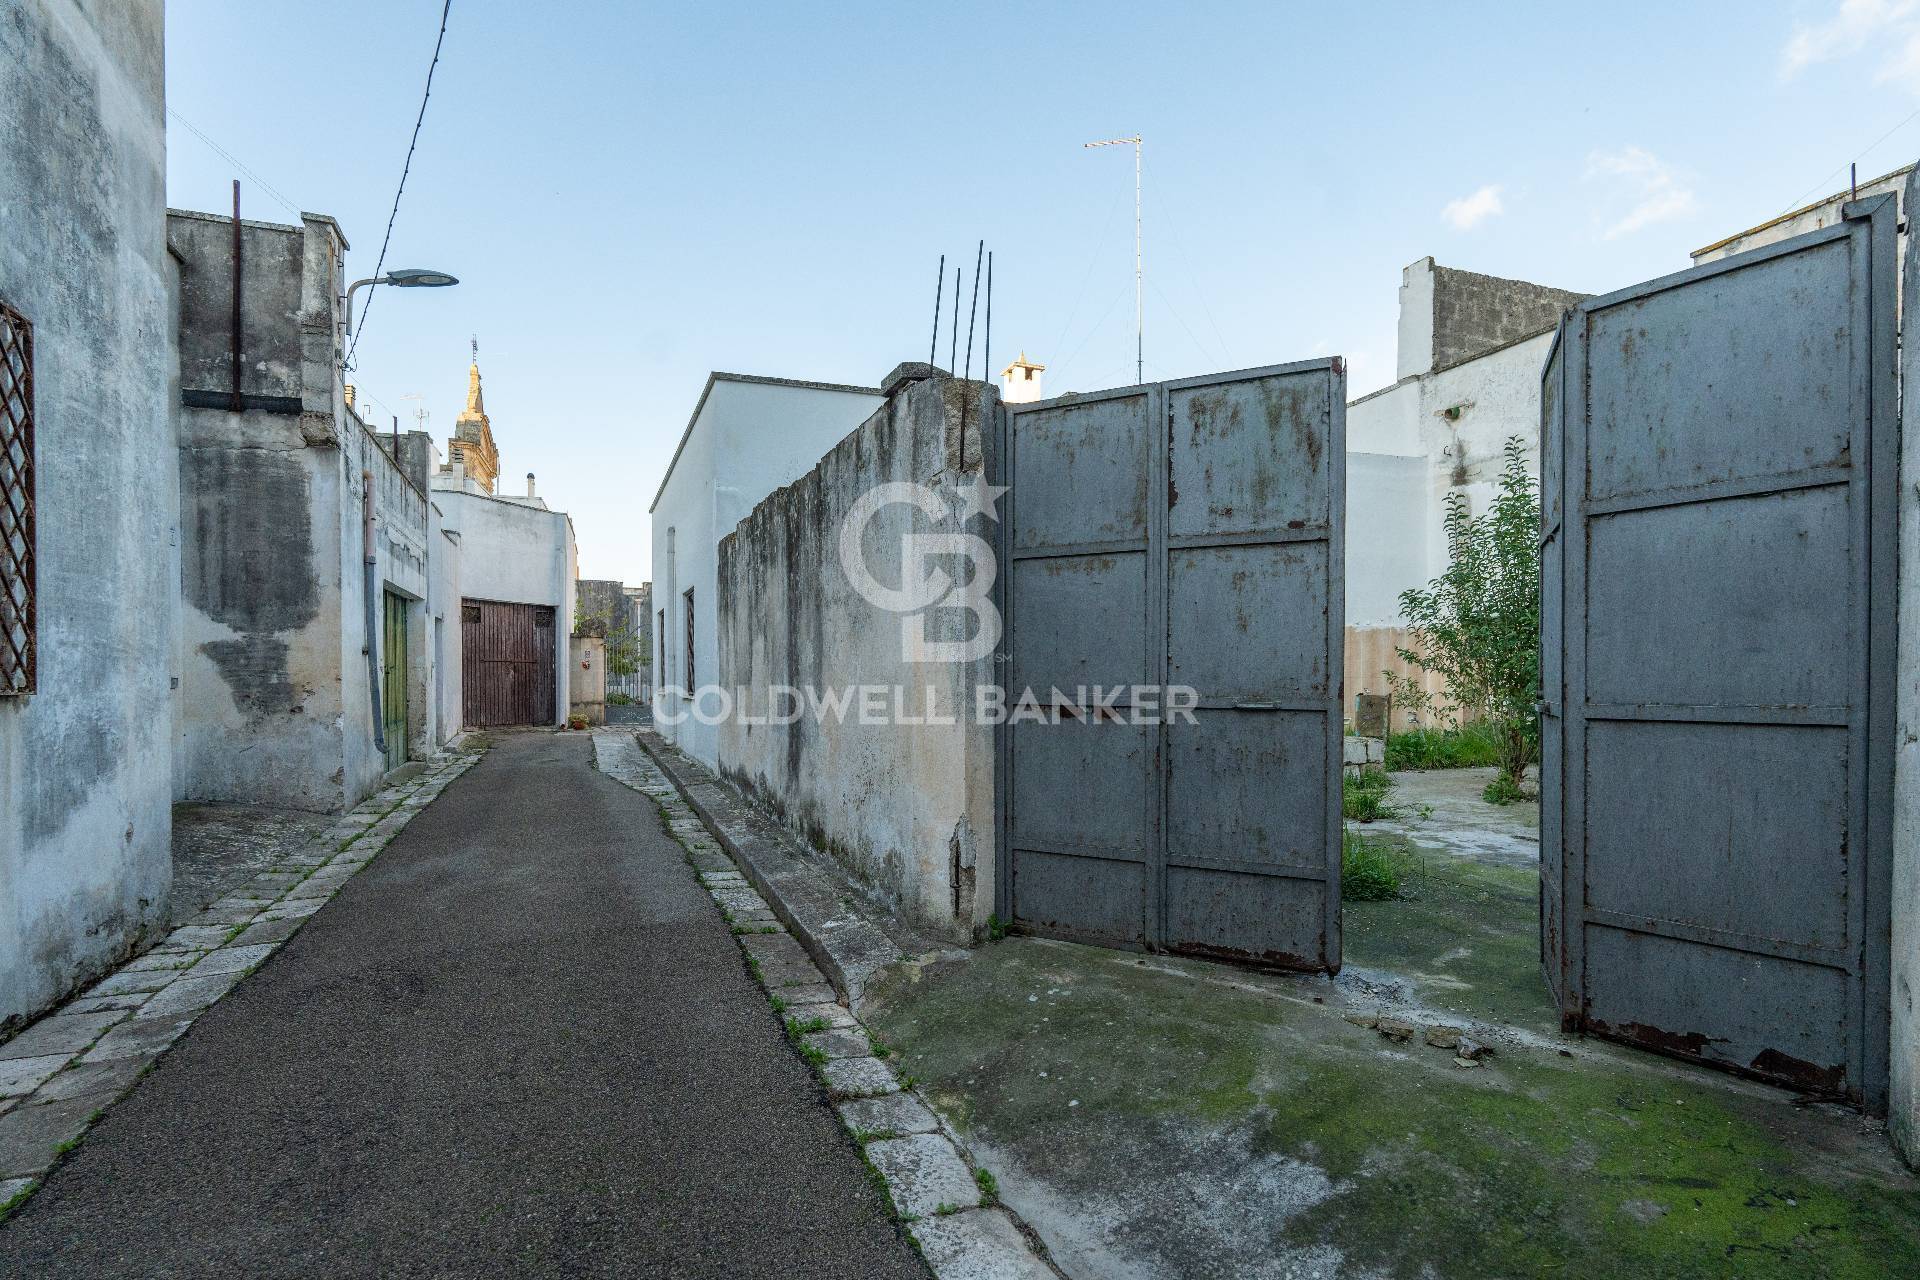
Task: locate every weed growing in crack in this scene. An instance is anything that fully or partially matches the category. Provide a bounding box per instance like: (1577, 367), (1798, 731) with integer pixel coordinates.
(855, 1128), (901, 1144)
(799, 1041), (829, 1067)
(0, 1181), (37, 1222)
(935, 1202), (960, 1217)
(786, 1015), (829, 1038)
(768, 993), (787, 1015)
(869, 1037), (894, 1059)
(975, 1168), (999, 1205)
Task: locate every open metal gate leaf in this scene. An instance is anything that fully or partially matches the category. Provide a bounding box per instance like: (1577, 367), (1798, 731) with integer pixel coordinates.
(1542, 195), (1897, 1108)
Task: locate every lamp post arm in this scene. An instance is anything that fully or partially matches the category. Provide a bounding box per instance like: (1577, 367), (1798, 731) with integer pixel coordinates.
(343, 276), (386, 335)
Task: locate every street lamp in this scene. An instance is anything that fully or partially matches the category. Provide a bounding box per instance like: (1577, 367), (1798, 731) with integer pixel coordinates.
(344, 268), (460, 334)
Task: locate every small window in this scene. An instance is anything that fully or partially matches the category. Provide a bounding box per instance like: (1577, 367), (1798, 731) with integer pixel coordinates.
(683, 588), (695, 692)
(0, 299), (34, 697)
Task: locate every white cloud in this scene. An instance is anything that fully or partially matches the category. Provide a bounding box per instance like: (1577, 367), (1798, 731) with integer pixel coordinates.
(1782, 0), (1920, 86)
(1584, 146), (1698, 240)
(1441, 184), (1504, 231)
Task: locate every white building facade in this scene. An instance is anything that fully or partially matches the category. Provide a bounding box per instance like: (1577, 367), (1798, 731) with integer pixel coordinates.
(1344, 257), (1585, 726)
(649, 373), (884, 769)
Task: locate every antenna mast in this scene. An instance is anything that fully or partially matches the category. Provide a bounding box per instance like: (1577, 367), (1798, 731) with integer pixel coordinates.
(1085, 134), (1143, 383)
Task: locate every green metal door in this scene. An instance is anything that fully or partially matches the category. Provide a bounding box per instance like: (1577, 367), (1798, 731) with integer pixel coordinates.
(382, 591), (409, 771)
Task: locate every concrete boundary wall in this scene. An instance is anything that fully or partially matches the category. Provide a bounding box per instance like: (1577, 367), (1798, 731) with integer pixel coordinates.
(1890, 164), (1919, 1169)
(714, 373), (996, 940)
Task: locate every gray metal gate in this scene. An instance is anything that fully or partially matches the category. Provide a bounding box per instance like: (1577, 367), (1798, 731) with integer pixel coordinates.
(1541, 194), (1896, 1107)
(995, 361), (1345, 969)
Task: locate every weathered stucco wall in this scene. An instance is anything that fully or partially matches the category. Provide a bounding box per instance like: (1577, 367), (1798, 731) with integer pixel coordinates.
(0, 0), (174, 1028)
(715, 374), (996, 940)
(172, 209), (431, 810)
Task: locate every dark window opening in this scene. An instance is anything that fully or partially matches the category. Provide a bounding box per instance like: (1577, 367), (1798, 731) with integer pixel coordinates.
(0, 299), (34, 697)
(683, 588), (695, 692)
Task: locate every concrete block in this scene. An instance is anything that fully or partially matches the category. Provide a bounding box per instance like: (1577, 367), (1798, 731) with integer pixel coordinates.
(121, 950), (202, 974)
(821, 1056), (898, 1099)
(782, 999), (856, 1028)
(801, 1028), (874, 1060)
(0, 1012), (125, 1063)
(0, 1056), (75, 1101)
(838, 1091), (941, 1138)
(865, 1132), (980, 1218)
(0, 1096), (101, 1178)
(79, 1016), (193, 1064)
(777, 983), (838, 1007)
(909, 1208), (1056, 1280)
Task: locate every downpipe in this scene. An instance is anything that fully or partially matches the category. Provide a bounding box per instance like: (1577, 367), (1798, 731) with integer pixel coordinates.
(363, 470), (387, 756)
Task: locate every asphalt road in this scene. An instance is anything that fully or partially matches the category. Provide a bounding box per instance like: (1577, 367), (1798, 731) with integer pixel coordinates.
(0, 733), (927, 1278)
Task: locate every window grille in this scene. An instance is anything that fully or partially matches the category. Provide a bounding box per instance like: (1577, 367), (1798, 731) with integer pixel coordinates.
(0, 300), (33, 697)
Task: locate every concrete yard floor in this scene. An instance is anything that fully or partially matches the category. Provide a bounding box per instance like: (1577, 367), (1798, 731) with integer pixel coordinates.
(169, 802), (334, 926)
(1366, 766), (1540, 868)
(864, 938), (1920, 1279)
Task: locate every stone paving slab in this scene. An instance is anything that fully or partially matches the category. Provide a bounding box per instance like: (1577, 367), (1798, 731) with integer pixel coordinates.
(785, 1000), (857, 1029)
(865, 1133), (980, 1218)
(0, 1013), (123, 1062)
(821, 1057), (899, 1100)
(910, 1209), (1058, 1280)
(0, 1096), (102, 1179)
(801, 1028), (875, 1061)
(0, 1056), (73, 1101)
(77, 1016), (192, 1064)
(32, 1056), (148, 1103)
(838, 1090), (942, 1138)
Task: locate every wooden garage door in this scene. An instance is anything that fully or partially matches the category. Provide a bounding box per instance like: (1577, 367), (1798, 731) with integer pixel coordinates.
(461, 598), (556, 727)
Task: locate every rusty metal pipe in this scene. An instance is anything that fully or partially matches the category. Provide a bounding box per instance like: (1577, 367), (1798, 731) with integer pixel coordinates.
(363, 469), (386, 755)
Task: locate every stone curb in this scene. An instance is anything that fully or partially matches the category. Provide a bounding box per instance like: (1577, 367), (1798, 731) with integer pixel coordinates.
(0, 739), (487, 1213)
(590, 730), (1063, 1280)
(632, 729), (925, 1011)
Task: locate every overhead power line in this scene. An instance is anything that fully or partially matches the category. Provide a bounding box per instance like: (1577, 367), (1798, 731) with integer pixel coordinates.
(346, 0), (455, 370)
(166, 107), (301, 217)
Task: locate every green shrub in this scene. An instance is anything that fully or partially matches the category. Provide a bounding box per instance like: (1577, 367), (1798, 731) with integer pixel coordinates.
(1341, 830), (1408, 902)
(1384, 723), (1503, 771)
(1342, 770), (1397, 823)
(1388, 437), (1541, 794)
(607, 691), (632, 706)
(1482, 772), (1533, 806)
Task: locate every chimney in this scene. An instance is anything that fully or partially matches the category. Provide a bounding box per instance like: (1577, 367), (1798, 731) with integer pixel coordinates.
(526, 472), (537, 498)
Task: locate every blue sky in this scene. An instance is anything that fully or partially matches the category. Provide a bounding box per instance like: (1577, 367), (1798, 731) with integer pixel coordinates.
(165, 0), (1920, 581)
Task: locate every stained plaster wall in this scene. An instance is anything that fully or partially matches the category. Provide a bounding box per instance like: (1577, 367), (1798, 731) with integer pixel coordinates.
(715, 374), (997, 940)
(0, 0), (175, 1028)
(171, 208), (431, 810)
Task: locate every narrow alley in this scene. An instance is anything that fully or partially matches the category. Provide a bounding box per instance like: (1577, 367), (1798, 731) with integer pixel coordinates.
(0, 735), (923, 1278)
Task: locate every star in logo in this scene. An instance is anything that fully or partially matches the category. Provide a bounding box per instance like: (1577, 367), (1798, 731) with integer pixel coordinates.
(952, 475), (1010, 524)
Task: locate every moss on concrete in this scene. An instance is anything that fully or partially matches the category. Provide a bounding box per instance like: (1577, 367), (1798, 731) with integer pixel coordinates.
(1342, 840), (1556, 1030)
(867, 938), (1920, 1279)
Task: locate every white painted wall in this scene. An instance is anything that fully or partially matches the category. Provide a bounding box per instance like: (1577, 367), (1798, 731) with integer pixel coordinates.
(649, 375), (884, 769)
(0, 0), (174, 1028)
(434, 487), (577, 725)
